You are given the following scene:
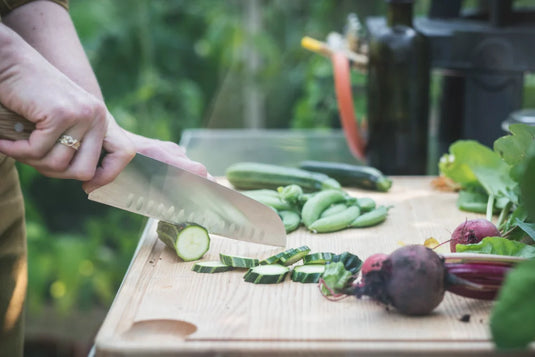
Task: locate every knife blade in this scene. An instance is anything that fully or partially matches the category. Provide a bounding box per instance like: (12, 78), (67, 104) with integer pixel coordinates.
(0, 105), (287, 246)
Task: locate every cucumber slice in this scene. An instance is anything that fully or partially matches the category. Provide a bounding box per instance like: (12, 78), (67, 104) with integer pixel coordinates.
(157, 221), (210, 261)
(243, 264), (290, 284)
(192, 261), (233, 273)
(291, 264), (326, 283)
(279, 245), (311, 266)
(303, 252), (335, 265)
(219, 253), (260, 268)
(259, 251), (285, 265)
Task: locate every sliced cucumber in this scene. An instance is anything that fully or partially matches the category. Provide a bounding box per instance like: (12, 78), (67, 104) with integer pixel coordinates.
(291, 264), (326, 283)
(259, 251), (285, 265)
(243, 264), (289, 284)
(157, 221), (210, 261)
(219, 253), (259, 268)
(279, 245), (311, 266)
(303, 252), (335, 265)
(192, 261), (233, 273)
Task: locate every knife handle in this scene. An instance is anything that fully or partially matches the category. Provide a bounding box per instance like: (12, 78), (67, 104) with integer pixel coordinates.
(0, 103), (35, 140)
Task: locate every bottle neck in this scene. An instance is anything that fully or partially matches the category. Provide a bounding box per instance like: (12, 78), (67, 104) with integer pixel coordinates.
(387, 2), (413, 27)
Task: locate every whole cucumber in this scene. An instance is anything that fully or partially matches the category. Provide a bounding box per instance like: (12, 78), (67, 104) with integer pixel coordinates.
(299, 160), (392, 192)
(226, 162), (341, 192)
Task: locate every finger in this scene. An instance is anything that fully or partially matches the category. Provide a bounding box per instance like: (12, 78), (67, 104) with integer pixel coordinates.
(24, 129), (86, 176)
(82, 130), (135, 193)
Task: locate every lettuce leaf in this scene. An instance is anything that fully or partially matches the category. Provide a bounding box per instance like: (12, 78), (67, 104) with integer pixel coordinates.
(490, 259), (535, 350)
(456, 237), (535, 258)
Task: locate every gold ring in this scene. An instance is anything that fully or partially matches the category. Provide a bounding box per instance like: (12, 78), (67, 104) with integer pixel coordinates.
(57, 134), (81, 151)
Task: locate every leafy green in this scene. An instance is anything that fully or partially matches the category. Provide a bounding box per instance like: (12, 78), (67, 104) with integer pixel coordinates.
(320, 262), (352, 296)
(494, 124), (535, 166)
(514, 219), (535, 243)
(456, 237), (535, 259)
(490, 259), (535, 350)
(520, 141), (535, 222)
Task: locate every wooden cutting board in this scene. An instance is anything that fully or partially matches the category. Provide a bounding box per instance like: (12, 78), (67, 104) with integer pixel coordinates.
(93, 177), (533, 356)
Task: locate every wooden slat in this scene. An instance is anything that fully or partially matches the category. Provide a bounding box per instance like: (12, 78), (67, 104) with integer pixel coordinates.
(93, 177), (534, 356)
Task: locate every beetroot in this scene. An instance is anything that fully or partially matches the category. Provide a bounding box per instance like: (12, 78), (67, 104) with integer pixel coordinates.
(355, 245), (447, 316)
(450, 218), (501, 252)
(360, 253), (388, 276)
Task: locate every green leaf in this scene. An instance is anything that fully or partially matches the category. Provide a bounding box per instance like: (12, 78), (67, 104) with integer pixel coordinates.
(514, 219), (535, 243)
(320, 262), (352, 295)
(439, 140), (517, 203)
(490, 258), (535, 349)
(520, 141), (535, 222)
(456, 237), (535, 258)
(493, 124), (535, 166)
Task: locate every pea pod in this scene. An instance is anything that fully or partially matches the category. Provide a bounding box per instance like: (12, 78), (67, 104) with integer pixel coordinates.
(301, 189), (347, 227)
(320, 203), (348, 218)
(242, 190), (293, 211)
(278, 184), (303, 204)
(278, 210), (301, 233)
(356, 197), (376, 212)
(350, 205), (390, 228)
(308, 205), (361, 233)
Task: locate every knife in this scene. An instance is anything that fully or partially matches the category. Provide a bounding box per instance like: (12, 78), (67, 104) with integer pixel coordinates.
(0, 105), (286, 247)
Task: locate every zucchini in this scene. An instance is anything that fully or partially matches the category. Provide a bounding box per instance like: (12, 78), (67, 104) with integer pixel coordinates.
(157, 221), (210, 261)
(243, 264), (289, 284)
(279, 245), (311, 266)
(259, 251), (286, 265)
(299, 160), (392, 192)
(291, 264), (326, 283)
(219, 253), (259, 268)
(192, 261), (233, 273)
(303, 252), (335, 265)
(226, 162), (341, 192)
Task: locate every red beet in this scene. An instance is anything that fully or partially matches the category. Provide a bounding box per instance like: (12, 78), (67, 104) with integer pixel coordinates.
(450, 219), (501, 252)
(355, 245), (447, 316)
(361, 253), (388, 276)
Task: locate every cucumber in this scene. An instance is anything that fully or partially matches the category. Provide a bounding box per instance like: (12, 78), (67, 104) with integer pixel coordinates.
(243, 264), (290, 284)
(291, 264), (326, 283)
(226, 162), (341, 192)
(219, 253), (260, 268)
(303, 252), (335, 265)
(192, 261), (233, 273)
(279, 245), (311, 266)
(157, 221), (210, 261)
(299, 160), (392, 192)
(259, 251), (286, 265)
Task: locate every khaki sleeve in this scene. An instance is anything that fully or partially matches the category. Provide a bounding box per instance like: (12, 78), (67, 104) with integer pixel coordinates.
(0, 0), (69, 17)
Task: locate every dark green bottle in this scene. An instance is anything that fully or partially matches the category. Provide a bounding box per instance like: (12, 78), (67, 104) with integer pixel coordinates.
(366, 0), (430, 175)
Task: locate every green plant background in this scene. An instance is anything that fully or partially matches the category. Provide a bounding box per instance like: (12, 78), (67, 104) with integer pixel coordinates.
(18, 0), (535, 326)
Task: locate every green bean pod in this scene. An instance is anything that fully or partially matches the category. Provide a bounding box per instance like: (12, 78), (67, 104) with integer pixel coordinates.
(356, 197), (376, 212)
(278, 210), (301, 233)
(320, 203), (348, 218)
(350, 205), (390, 228)
(301, 189), (347, 227)
(308, 205), (361, 233)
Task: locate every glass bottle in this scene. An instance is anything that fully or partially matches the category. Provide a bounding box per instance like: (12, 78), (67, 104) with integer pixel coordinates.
(366, 0), (430, 174)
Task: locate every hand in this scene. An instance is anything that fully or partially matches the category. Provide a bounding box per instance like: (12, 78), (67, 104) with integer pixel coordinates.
(0, 26), (108, 180)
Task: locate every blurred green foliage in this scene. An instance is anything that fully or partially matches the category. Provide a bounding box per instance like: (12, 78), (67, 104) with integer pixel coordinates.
(19, 0), (535, 317)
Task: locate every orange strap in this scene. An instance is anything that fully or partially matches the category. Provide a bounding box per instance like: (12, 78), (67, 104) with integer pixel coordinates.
(332, 52), (366, 161)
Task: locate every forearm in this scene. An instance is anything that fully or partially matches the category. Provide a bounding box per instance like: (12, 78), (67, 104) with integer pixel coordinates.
(2, 0), (104, 100)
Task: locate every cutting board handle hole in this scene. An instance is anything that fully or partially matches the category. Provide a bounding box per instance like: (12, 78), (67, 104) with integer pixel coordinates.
(122, 319), (197, 341)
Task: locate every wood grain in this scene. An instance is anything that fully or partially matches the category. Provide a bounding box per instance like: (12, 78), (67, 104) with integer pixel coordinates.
(93, 177), (534, 356)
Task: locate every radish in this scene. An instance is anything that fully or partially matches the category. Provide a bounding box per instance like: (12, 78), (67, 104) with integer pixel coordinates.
(450, 218), (501, 252)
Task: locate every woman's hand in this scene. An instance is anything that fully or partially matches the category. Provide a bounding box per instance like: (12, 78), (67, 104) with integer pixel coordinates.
(0, 25), (111, 180)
